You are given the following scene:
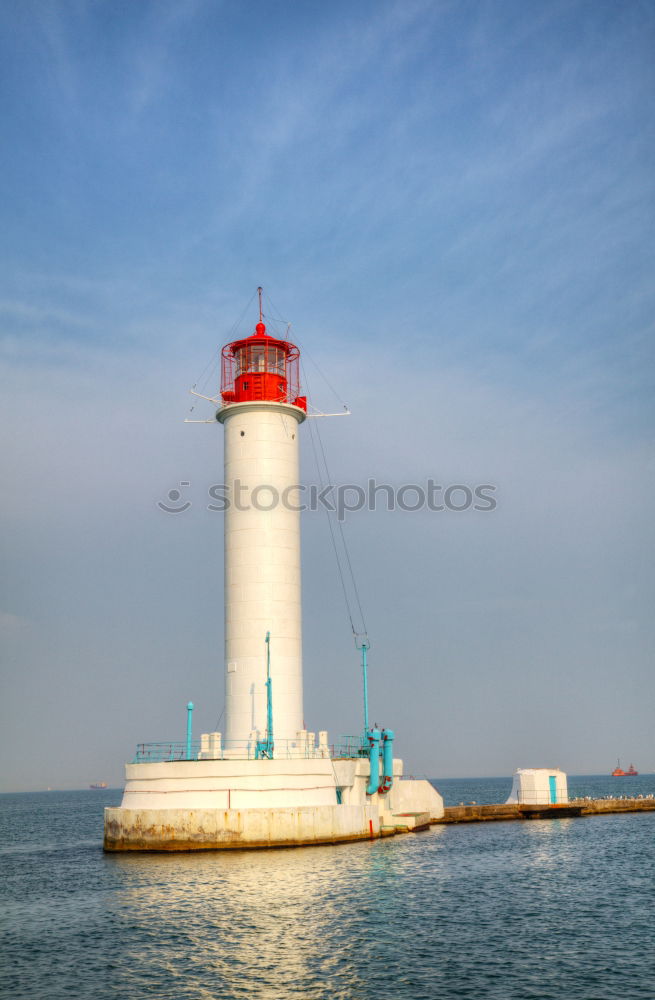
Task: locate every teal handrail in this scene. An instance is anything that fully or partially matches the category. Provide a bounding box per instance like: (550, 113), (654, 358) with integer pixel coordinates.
(133, 735), (369, 763)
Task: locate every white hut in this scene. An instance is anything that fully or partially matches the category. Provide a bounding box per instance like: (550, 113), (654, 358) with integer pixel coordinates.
(506, 768), (568, 805)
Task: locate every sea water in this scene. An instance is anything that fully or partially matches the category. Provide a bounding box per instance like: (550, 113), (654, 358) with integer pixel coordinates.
(1, 777), (653, 1000)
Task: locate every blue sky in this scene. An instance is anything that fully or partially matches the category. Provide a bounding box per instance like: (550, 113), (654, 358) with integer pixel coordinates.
(0, 0), (653, 790)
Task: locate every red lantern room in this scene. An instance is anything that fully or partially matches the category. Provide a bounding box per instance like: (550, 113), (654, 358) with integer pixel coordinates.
(220, 289), (307, 411)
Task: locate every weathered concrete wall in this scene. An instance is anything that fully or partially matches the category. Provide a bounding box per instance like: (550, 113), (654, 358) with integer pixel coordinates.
(437, 803), (521, 823)
(389, 779), (445, 820)
(578, 799), (655, 816)
(104, 804), (379, 851)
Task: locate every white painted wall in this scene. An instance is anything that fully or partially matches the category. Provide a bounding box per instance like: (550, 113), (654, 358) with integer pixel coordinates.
(121, 758), (337, 810)
(505, 768), (568, 804)
(332, 757), (406, 808)
(389, 778), (444, 819)
(218, 401), (306, 746)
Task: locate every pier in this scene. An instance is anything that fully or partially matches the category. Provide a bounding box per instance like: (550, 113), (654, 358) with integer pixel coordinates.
(434, 797), (655, 824)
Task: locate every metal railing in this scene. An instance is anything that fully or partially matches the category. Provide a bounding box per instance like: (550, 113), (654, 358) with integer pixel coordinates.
(132, 735), (370, 764)
(516, 791), (566, 805)
(332, 736), (369, 759)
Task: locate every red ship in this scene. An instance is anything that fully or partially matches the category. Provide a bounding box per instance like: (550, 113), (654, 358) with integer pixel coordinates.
(611, 760), (638, 777)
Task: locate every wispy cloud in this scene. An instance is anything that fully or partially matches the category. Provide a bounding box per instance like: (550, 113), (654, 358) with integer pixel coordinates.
(0, 0), (653, 786)
(126, 0), (210, 118)
(0, 298), (91, 330)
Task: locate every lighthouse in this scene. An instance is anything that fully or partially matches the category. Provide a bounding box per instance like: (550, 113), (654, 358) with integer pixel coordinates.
(217, 290), (308, 749)
(104, 289), (444, 851)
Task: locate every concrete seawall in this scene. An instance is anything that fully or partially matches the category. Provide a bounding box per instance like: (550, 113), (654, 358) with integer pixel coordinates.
(104, 804), (380, 851)
(434, 798), (655, 824)
(576, 798), (655, 816)
(103, 803), (437, 851)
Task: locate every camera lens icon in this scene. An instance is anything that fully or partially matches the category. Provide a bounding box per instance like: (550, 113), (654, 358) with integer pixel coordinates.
(158, 482), (192, 513)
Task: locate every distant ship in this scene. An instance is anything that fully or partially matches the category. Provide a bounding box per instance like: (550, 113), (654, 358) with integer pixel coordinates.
(611, 761), (638, 777)
(89, 782), (108, 789)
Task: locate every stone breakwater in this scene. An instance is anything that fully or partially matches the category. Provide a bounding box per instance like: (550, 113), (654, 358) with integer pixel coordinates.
(434, 797), (655, 824)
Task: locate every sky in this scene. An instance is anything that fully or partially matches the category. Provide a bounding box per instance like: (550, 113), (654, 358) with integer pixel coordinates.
(0, 0), (653, 791)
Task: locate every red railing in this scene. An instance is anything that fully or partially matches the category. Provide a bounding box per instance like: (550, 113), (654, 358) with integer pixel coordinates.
(220, 334), (304, 409)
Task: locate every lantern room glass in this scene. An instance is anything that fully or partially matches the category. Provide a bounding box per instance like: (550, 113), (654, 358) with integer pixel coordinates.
(235, 345), (285, 377)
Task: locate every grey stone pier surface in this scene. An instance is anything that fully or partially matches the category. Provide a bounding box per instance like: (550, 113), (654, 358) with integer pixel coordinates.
(434, 798), (655, 824)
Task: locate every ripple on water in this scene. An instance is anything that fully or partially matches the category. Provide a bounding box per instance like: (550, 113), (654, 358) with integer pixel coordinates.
(0, 786), (654, 999)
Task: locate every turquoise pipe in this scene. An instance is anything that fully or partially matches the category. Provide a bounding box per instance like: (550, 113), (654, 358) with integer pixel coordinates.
(256, 632), (274, 759)
(366, 728), (381, 795)
(356, 637), (370, 733)
(265, 630), (273, 753)
(186, 702), (194, 761)
(379, 729), (394, 793)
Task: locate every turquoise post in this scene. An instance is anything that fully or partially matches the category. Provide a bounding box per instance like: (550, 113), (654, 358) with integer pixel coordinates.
(366, 728), (381, 795)
(381, 729), (394, 792)
(256, 632), (274, 759)
(265, 631), (273, 754)
(186, 702), (194, 760)
(356, 636), (370, 734)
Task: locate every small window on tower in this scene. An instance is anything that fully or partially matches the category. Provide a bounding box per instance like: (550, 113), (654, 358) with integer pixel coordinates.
(242, 381), (249, 390)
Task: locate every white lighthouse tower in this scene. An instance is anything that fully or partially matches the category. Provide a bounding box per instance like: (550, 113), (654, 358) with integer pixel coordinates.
(218, 291), (307, 750)
(104, 290), (444, 851)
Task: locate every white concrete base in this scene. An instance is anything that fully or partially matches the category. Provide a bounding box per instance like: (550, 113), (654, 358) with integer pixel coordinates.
(104, 804), (379, 851)
(104, 757), (444, 851)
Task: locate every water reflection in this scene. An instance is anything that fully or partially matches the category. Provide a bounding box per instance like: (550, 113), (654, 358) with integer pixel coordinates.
(107, 838), (409, 999)
(522, 817), (576, 870)
(96, 815), (653, 999)
(3, 790), (653, 1000)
